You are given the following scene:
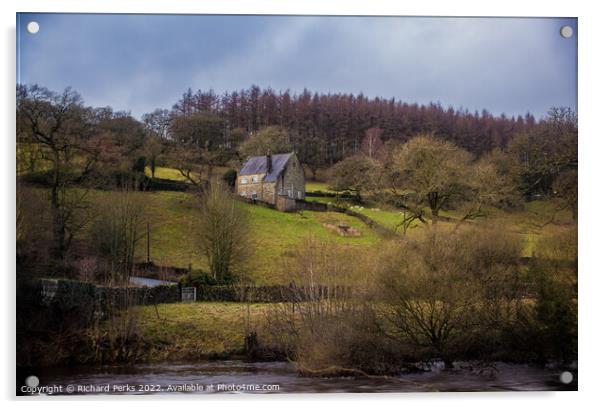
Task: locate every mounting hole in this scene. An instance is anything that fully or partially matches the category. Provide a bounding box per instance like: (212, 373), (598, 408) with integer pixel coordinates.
(25, 375), (39, 387)
(560, 371), (573, 384)
(26, 21), (39, 34)
(560, 25), (573, 39)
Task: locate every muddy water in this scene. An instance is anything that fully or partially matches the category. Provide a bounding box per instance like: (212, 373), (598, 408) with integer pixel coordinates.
(27, 360), (576, 395)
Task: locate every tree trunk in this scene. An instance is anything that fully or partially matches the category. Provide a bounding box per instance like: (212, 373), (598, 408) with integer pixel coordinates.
(50, 150), (67, 261)
(427, 192), (439, 225)
(430, 207), (439, 225)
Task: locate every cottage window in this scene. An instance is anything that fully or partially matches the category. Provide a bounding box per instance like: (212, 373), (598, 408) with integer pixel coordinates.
(251, 175), (258, 183)
(297, 191), (302, 199)
(241, 177), (248, 184)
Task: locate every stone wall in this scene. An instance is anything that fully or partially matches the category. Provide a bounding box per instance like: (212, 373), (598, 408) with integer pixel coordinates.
(276, 194), (297, 212)
(39, 278), (180, 314)
(295, 199), (328, 212)
(278, 154), (305, 200)
(262, 181), (276, 204)
(236, 195), (276, 209)
(236, 173), (268, 202)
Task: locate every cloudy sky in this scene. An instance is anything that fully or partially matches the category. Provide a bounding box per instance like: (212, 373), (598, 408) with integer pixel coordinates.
(17, 13), (577, 120)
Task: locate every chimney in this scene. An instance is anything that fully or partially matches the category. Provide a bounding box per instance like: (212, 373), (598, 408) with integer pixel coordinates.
(266, 150), (272, 173)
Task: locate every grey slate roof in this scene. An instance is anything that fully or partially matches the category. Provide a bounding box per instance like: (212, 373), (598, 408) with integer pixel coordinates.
(239, 153), (292, 182)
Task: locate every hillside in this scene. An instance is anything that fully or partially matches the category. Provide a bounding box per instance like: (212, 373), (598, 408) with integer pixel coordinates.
(137, 190), (382, 284)
(21, 167), (574, 284)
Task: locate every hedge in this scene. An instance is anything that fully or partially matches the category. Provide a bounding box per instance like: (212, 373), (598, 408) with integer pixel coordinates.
(38, 278), (179, 322)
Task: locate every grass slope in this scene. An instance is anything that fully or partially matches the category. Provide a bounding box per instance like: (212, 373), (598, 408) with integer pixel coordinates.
(137, 187), (572, 277)
(245, 203), (381, 283)
(308, 192), (575, 257)
(305, 181), (334, 193)
(145, 165), (232, 184)
(86, 189), (382, 284)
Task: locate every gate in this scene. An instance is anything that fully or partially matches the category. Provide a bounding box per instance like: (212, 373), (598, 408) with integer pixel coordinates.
(181, 287), (197, 302)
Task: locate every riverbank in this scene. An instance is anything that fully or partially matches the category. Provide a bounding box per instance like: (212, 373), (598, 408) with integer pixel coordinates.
(28, 359), (577, 395)
(19, 299), (578, 394)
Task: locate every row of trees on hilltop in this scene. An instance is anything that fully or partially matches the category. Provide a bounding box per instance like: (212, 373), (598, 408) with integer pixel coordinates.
(17, 83), (571, 190)
(154, 85), (541, 173)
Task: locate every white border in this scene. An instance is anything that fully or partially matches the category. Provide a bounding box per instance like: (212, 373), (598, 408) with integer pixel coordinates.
(2, 1), (601, 408)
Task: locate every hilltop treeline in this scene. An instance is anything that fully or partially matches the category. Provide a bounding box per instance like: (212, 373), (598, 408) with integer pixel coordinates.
(164, 85), (539, 165)
(17, 83), (577, 202)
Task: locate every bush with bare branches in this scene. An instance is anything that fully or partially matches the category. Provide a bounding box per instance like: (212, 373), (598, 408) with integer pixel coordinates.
(375, 226), (524, 369)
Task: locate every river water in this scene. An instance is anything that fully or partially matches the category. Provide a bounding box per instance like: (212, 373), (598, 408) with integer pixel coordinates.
(27, 360), (576, 395)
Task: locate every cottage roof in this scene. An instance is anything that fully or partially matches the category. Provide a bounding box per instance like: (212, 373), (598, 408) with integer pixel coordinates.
(239, 153), (292, 182)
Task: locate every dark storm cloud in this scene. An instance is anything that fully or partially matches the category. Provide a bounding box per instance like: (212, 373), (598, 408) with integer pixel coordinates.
(17, 14), (577, 119)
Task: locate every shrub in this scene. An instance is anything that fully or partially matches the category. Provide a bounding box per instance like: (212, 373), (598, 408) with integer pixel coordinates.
(89, 186), (147, 284)
(529, 227), (577, 363)
(222, 169), (237, 190)
(180, 269), (217, 287)
(259, 236), (393, 374)
(375, 226), (524, 368)
(132, 156), (147, 173)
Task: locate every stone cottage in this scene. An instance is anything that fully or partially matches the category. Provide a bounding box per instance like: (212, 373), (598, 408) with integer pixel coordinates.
(237, 152), (305, 211)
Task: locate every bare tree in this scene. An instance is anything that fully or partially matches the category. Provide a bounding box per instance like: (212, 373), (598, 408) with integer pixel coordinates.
(507, 107), (577, 197)
(452, 155), (514, 229)
(166, 144), (216, 187)
(142, 108), (171, 139)
(238, 126), (292, 158)
(167, 111), (227, 186)
(17, 85), (95, 260)
(90, 183), (147, 285)
(263, 235), (373, 372)
(553, 169), (578, 221)
(196, 184), (251, 283)
(143, 135), (165, 179)
(328, 154), (380, 202)
(361, 127), (385, 160)
(376, 226), (523, 369)
(385, 135), (473, 224)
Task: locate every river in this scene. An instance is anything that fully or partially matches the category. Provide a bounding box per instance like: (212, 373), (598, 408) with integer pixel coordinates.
(24, 360), (576, 395)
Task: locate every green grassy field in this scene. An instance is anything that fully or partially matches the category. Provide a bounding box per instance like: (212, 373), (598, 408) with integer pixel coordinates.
(133, 302), (272, 360)
(82, 189), (382, 284)
(133, 181), (570, 276)
(307, 191), (575, 257)
(142, 166), (572, 259)
(245, 203), (381, 283)
(145, 166), (193, 182)
(145, 165), (231, 183)
(305, 181), (334, 193)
